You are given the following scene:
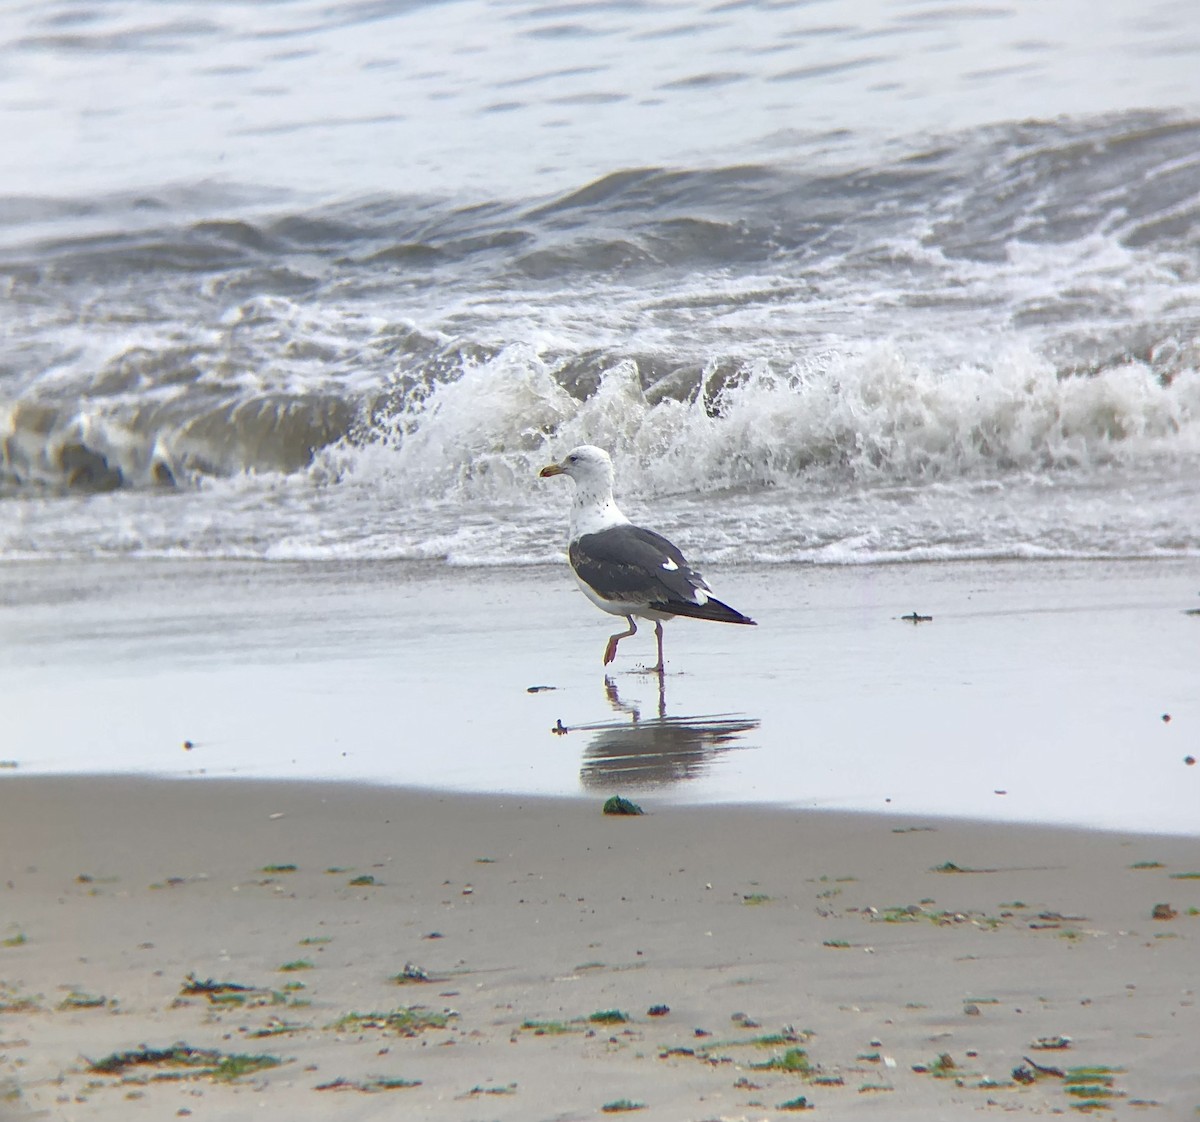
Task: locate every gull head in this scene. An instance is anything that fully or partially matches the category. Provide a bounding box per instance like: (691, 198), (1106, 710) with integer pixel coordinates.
(539, 445), (615, 489)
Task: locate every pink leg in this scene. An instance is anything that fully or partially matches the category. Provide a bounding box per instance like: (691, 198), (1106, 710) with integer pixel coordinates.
(650, 620), (665, 675)
(603, 616), (637, 665)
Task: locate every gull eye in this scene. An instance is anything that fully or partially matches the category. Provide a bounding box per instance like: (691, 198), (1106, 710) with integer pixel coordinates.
(567, 454), (578, 463)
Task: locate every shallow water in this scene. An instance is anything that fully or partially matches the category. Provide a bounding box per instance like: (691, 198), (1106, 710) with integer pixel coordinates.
(4, 558), (1197, 835)
(2, 0), (1200, 566)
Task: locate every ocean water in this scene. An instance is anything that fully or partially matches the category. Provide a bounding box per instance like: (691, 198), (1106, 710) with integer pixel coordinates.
(3, 0), (1200, 566)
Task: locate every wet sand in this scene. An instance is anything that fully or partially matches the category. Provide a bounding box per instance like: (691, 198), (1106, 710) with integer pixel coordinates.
(2, 556), (1199, 831)
(1, 776), (1199, 1119)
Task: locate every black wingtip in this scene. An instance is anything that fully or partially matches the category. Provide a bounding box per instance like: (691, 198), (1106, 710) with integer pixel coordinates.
(651, 597), (756, 625)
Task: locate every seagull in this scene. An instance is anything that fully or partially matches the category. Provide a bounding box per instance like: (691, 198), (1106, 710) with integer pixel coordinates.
(539, 445), (755, 672)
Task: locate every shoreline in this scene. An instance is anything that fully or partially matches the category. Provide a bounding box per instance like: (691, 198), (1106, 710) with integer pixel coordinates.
(2, 775), (1199, 1119)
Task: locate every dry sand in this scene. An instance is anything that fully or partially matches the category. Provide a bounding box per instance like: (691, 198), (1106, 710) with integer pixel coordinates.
(2, 776), (1198, 1120)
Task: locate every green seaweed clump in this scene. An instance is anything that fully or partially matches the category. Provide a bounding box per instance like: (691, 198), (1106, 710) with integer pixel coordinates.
(753, 1048), (813, 1075)
(0, 986), (40, 1014)
(87, 1043), (282, 1083)
(178, 973), (289, 1007)
(1061, 1065), (1124, 1112)
(588, 1009), (630, 1024)
(329, 1006), (454, 1036)
(520, 1019), (582, 1035)
(314, 1075), (422, 1092)
(603, 796), (644, 816)
(180, 973), (253, 997)
(925, 1053), (957, 1077)
(248, 1019), (309, 1039)
(58, 990), (107, 1010)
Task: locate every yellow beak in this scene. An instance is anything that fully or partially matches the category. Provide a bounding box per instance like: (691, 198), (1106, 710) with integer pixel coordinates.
(539, 462), (565, 478)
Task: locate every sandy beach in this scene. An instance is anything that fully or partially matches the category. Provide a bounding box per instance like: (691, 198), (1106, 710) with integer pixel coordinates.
(1, 777), (1199, 1119)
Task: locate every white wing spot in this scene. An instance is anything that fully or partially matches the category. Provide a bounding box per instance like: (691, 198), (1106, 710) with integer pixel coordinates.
(661, 558), (679, 571)
(692, 588), (710, 605)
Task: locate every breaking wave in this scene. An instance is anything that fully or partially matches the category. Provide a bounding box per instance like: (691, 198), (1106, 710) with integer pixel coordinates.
(3, 111), (1199, 563)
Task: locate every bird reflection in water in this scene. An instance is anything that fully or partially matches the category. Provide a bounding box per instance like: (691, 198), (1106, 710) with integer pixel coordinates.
(577, 676), (760, 788)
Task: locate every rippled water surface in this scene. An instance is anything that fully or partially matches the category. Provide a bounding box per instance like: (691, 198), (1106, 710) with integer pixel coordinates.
(2, 0), (1200, 565)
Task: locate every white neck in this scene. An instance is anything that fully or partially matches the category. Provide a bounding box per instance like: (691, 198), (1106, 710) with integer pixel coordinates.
(569, 480), (630, 539)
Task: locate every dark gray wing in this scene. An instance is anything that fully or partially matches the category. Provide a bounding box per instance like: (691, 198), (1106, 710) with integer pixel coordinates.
(570, 525), (755, 625)
(569, 524), (705, 607)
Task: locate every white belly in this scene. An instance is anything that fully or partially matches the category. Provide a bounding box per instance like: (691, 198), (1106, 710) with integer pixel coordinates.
(571, 569), (672, 621)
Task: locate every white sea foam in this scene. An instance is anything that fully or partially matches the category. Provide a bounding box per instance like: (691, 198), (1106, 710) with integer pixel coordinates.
(314, 345), (576, 496)
(318, 342), (1200, 502)
(5, 329), (1198, 566)
(203, 342), (1190, 567)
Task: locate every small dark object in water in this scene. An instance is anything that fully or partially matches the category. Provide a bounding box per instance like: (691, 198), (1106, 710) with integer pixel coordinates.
(647, 1004), (669, 1017)
(527, 685), (556, 693)
(1012, 1064), (1036, 1084)
(1152, 903), (1177, 920)
(552, 719), (569, 735)
(603, 795), (644, 816)
(901, 611), (932, 624)
(1162, 713), (1171, 723)
(182, 740), (195, 750)
(1186, 756), (1196, 766)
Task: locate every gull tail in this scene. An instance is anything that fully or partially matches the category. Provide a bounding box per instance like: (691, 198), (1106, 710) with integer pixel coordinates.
(653, 597), (757, 625)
